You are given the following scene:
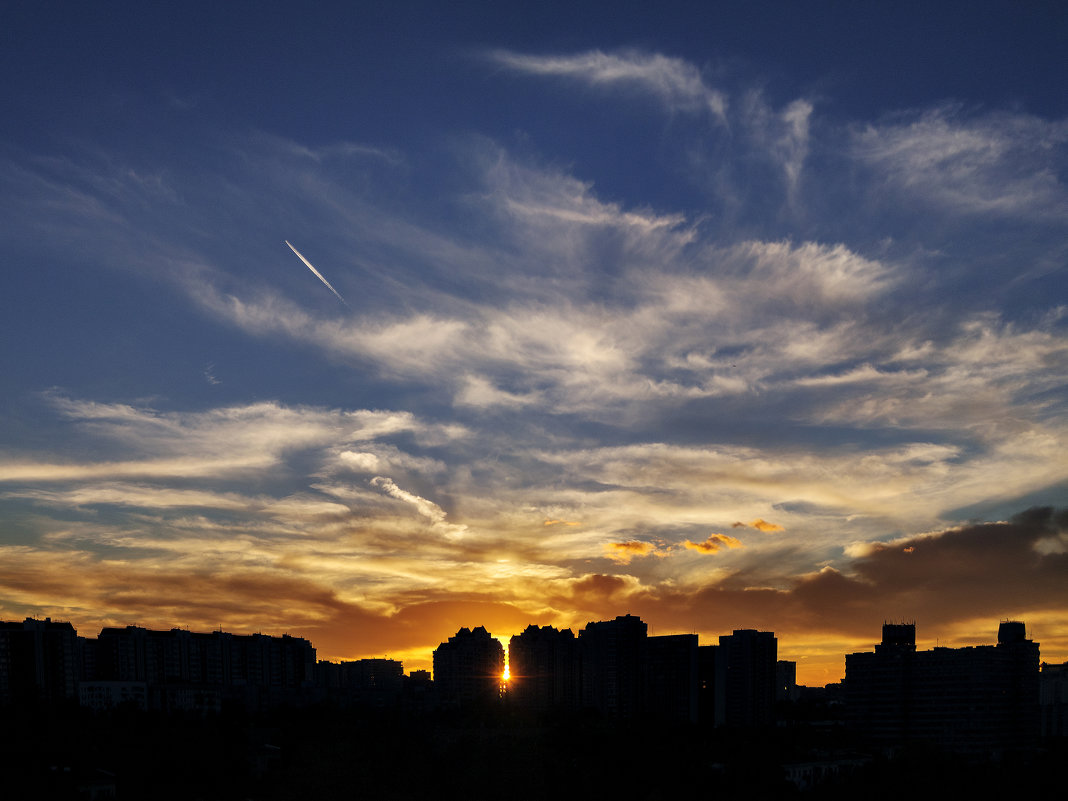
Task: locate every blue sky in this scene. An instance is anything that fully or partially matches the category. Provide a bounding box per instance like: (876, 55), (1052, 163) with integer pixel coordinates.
(2, 2), (1066, 682)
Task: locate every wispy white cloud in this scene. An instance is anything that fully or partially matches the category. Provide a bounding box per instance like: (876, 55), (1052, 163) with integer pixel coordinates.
(370, 476), (467, 540)
(488, 48), (727, 119)
(738, 91), (814, 202)
(853, 106), (1068, 217)
(454, 375), (540, 409)
(486, 50), (829, 203)
(0, 397), (465, 484)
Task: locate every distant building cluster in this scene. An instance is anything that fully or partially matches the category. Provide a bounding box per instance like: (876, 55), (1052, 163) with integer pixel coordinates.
(433, 615), (780, 727)
(843, 621), (1045, 753)
(0, 618), (318, 714)
(2, 613), (1064, 754)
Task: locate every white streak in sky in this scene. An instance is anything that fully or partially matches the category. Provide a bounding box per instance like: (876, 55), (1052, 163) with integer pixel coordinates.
(285, 240), (348, 306)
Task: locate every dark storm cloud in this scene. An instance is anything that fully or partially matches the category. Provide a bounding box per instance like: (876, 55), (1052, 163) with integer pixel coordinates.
(638, 507), (1068, 642)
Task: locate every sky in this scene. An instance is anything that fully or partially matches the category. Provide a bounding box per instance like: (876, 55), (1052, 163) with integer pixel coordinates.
(1, 2), (1066, 685)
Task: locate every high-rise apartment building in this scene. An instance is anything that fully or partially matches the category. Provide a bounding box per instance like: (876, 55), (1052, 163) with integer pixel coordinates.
(433, 626), (504, 708)
(508, 624), (579, 713)
(715, 629), (778, 727)
(578, 614), (648, 718)
(0, 618), (79, 707)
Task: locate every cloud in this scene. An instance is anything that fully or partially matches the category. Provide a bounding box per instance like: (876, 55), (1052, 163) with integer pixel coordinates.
(738, 91), (814, 201)
(337, 451), (381, 472)
(777, 99), (813, 199)
(189, 230), (911, 419)
(369, 476), (467, 540)
(852, 106), (1068, 218)
(0, 456), (277, 483)
(330, 446), (446, 477)
(732, 519), (785, 533)
(454, 375), (540, 408)
(486, 50), (828, 201)
(0, 399), (469, 488)
(672, 507), (1067, 637)
(2, 483), (255, 512)
(684, 533), (744, 553)
(488, 48), (727, 119)
(605, 540), (658, 563)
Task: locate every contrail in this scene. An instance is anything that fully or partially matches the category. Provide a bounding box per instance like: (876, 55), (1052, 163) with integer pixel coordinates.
(285, 240), (348, 306)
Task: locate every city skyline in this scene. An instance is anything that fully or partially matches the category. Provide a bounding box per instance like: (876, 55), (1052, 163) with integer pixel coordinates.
(2, 3), (1067, 686)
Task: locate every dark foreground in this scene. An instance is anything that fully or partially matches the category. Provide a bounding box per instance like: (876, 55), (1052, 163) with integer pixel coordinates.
(1, 703), (1063, 800)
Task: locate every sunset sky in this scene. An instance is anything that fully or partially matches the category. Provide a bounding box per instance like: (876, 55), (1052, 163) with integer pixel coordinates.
(2, 2), (1066, 685)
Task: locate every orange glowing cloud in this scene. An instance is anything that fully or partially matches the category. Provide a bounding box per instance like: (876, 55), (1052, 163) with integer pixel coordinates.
(683, 533), (744, 554)
(543, 519), (581, 527)
(732, 518), (785, 532)
(605, 540), (657, 562)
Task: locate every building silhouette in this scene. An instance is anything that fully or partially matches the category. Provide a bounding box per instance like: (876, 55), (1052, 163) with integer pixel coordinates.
(715, 629), (778, 727)
(432, 625), (504, 708)
(86, 625), (316, 712)
(845, 621), (1040, 753)
(0, 617), (79, 707)
(509, 620), (698, 721)
(646, 633), (699, 723)
(777, 660), (799, 702)
(1, 609), (1051, 761)
(1039, 660), (1068, 738)
(508, 624), (579, 713)
(317, 657), (404, 707)
(578, 614), (648, 718)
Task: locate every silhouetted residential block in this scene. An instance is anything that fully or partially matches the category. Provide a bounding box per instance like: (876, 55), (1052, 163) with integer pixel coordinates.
(318, 657), (404, 707)
(844, 622), (915, 744)
(509, 624), (579, 713)
(697, 644), (718, 723)
(578, 614), (647, 718)
(402, 669), (436, 714)
(646, 633), (699, 722)
(342, 657), (404, 691)
(716, 629), (777, 728)
(92, 625), (315, 711)
(845, 620), (1040, 753)
(0, 617), (79, 707)
(1040, 660), (1068, 738)
(777, 660), (799, 702)
(433, 626), (504, 708)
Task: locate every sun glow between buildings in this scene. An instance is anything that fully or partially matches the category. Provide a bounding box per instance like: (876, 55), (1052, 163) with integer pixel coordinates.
(497, 636), (510, 683)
